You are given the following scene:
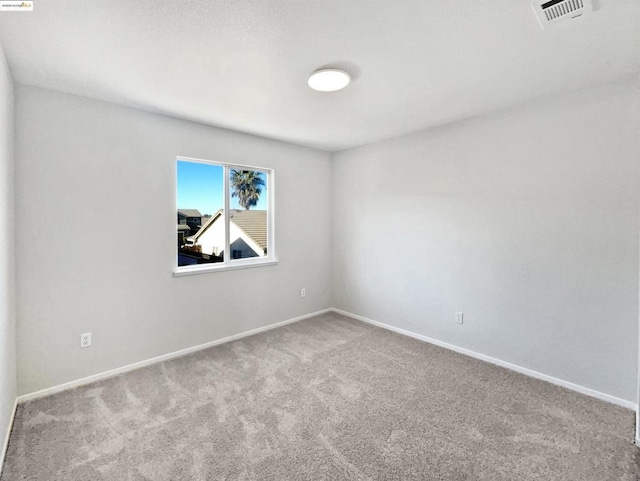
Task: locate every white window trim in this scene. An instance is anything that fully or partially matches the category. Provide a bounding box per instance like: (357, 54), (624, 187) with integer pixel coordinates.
(174, 156), (277, 276)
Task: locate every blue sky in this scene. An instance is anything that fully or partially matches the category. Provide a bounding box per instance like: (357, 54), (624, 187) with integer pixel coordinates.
(177, 160), (268, 215)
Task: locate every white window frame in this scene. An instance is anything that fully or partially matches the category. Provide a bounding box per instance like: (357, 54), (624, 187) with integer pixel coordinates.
(174, 156), (277, 276)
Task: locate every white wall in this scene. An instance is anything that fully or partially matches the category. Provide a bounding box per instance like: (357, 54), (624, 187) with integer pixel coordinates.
(333, 79), (640, 403)
(10, 79), (640, 408)
(15, 86), (333, 395)
(0, 42), (16, 460)
(193, 212), (225, 256)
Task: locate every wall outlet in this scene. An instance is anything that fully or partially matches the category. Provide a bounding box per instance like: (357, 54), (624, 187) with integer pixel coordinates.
(80, 332), (92, 348)
(455, 312), (464, 324)
(300, 288), (306, 298)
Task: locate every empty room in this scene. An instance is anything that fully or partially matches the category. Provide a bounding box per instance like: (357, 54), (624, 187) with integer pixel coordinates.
(0, 0), (639, 479)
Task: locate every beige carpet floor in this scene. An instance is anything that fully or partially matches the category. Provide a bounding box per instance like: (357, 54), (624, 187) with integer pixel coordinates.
(1, 312), (638, 480)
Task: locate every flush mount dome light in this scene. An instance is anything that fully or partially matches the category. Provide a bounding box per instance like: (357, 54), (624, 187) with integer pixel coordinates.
(307, 68), (351, 92)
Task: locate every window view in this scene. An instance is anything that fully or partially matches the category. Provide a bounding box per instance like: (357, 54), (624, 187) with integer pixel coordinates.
(177, 158), (271, 270)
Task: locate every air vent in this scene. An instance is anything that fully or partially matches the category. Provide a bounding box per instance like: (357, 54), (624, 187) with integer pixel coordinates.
(532, 0), (592, 30)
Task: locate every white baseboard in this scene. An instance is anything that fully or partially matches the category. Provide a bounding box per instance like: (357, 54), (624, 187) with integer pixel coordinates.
(331, 308), (637, 411)
(0, 397), (18, 477)
(15, 306), (638, 413)
(17, 308), (332, 403)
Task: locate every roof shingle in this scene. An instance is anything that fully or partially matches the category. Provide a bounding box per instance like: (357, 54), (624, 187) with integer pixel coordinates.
(178, 209), (203, 218)
(229, 210), (267, 250)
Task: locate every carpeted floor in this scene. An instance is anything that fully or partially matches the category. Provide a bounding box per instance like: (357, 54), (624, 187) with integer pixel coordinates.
(1, 312), (638, 480)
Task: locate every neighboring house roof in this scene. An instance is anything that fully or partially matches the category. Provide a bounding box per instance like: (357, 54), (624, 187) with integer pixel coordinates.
(189, 209), (267, 251)
(190, 209), (223, 240)
(230, 210), (267, 250)
(177, 224), (191, 231)
(178, 209), (203, 218)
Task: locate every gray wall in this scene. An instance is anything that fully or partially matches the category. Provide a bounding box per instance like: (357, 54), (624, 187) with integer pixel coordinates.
(0, 42), (16, 455)
(332, 79), (640, 403)
(15, 86), (333, 395)
(10, 79), (640, 407)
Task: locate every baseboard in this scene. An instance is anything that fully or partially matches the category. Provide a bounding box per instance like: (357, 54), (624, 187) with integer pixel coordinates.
(15, 306), (638, 412)
(0, 397), (18, 477)
(17, 308), (332, 403)
(331, 308), (637, 411)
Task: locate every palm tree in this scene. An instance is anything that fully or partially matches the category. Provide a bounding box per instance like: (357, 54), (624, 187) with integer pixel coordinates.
(230, 170), (265, 210)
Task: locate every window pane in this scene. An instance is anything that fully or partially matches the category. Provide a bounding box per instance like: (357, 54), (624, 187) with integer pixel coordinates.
(229, 169), (268, 260)
(177, 160), (224, 266)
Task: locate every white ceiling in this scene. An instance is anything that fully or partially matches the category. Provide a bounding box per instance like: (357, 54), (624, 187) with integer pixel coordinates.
(0, 0), (639, 152)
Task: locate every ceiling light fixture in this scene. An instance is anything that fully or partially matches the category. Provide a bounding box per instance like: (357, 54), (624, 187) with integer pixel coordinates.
(307, 68), (351, 92)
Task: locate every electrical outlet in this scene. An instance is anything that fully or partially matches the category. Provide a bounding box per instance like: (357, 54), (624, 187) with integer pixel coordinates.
(300, 288), (306, 298)
(80, 332), (92, 348)
(455, 312), (464, 324)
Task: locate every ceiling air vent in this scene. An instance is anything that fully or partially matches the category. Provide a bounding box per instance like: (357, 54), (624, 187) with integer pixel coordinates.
(532, 0), (592, 30)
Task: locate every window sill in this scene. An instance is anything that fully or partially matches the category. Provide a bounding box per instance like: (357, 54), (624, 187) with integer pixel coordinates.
(173, 259), (279, 277)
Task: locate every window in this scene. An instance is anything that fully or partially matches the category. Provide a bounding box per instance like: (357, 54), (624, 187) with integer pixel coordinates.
(175, 157), (275, 275)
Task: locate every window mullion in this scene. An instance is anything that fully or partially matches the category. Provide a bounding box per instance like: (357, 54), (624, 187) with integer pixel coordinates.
(223, 165), (231, 265)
